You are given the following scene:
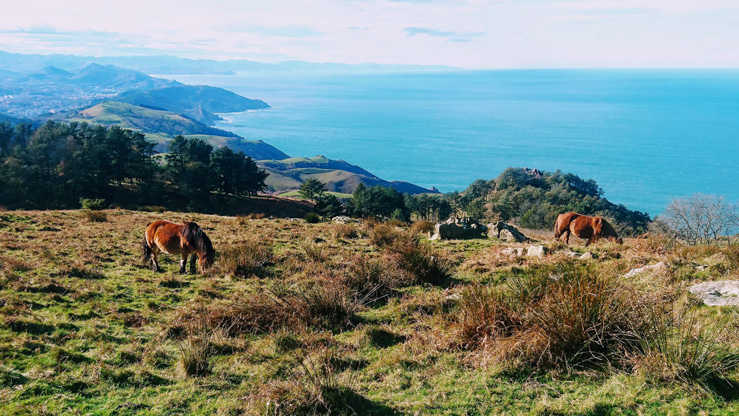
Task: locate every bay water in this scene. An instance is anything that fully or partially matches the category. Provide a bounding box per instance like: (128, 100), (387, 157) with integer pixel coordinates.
(167, 70), (739, 215)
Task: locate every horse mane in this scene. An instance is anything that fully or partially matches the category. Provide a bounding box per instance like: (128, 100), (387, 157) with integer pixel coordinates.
(597, 217), (619, 239)
(182, 222), (215, 257)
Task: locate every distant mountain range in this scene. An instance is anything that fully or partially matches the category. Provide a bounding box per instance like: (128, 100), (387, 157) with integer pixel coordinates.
(0, 51), (441, 195)
(0, 50), (461, 75)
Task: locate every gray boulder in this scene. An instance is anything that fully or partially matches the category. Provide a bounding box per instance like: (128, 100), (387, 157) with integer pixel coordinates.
(431, 219), (487, 240)
(487, 222), (528, 242)
(689, 281), (739, 306)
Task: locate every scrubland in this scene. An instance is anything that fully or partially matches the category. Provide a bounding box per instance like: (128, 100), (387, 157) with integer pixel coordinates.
(1, 210), (739, 415)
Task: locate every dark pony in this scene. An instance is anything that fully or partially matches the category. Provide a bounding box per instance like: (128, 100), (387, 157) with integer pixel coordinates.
(142, 220), (216, 273)
(554, 212), (623, 246)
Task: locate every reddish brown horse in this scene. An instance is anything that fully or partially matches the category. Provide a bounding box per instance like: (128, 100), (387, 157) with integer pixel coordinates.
(142, 221), (215, 273)
(554, 212), (623, 246)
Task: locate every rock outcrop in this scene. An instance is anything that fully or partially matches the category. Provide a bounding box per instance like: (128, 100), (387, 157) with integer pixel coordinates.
(488, 222), (528, 242)
(430, 219), (487, 240)
(689, 281), (739, 306)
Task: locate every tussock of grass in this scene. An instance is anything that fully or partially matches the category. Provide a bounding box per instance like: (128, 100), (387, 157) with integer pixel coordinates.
(82, 210), (108, 222)
(216, 239), (273, 278)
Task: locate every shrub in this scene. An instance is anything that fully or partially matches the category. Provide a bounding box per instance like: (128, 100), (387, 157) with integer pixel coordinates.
(305, 212), (321, 224)
(82, 210), (108, 223)
(79, 198), (106, 210)
(410, 220), (435, 235)
(216, 240), (273, 278)
(139, 205), (166, 213)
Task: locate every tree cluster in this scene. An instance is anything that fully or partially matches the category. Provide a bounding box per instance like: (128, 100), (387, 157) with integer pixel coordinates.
(0, 121), (268, 210)
(448, 168), (651, 234)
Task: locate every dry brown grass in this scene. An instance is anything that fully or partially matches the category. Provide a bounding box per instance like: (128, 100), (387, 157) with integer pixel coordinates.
(215, 239), (273, 278)
(410, 220), (435, 236)
(82, 210), (108, 222)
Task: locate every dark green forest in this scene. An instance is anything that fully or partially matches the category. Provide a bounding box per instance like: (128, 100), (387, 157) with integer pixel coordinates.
(347, 168), (651, 234)
(0, 121), (267, 211)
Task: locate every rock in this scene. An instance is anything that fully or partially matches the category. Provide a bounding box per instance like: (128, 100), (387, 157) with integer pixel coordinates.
(579, 252), (596, 260)
(563, 251), (580, 258)
(623, 262), (668, 278)
(487, 222), (528, 242)
(502, 247), (526, 257)
(689, 281), (739, 306)
(431, 219), (487, 240)
(526, 245), (548, 258)
(332, 216), (353, 223)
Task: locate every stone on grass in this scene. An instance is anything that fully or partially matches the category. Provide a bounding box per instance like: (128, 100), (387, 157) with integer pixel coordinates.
(689, 281), (739, 306)
(623, 262), (667, 278)
(526, 245), (548, 258)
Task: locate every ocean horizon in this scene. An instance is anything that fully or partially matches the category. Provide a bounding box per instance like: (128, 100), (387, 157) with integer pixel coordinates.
(167, 69), (739, 216)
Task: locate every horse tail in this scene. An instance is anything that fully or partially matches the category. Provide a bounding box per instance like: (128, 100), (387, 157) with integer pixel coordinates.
(553, 216), (562, 238)
(142, 227), (153, 264)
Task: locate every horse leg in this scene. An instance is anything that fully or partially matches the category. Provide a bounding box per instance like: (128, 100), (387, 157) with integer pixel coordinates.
(151, 247), (160, 272)
(564, 230), (570, 245)
(585, 238), (592, 247)
(189, 253), (198, 274)
(179, 253), (187, 274)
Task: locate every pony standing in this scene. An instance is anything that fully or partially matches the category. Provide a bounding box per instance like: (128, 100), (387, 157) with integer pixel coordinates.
(142, 221), (215, 273)
(554, 212), (623, 246)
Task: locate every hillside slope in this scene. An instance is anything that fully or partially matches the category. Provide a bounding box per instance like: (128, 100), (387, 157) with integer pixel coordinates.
(116, 85), (269, 125)
(259, 155), (439, 195)
(67, 102), (289, 160)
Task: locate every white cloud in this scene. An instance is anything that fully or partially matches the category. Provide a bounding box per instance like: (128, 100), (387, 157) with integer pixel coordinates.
(0, 0), (737, 67)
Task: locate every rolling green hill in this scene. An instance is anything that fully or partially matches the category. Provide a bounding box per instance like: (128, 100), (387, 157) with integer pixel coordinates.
(115, 85), (269, 125)
(67, 102), (289, 160)
(259, 155), (439, 195)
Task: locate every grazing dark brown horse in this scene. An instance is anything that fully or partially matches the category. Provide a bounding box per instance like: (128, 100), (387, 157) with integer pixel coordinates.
(142, 221), (215, 273)
(554, 212), (623, 246)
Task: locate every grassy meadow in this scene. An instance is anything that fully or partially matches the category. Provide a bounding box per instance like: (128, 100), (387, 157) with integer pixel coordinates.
(1, 210), (739, 415)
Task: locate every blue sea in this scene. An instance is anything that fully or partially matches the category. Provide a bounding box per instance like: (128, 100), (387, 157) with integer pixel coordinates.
(168, 70), (739, 216)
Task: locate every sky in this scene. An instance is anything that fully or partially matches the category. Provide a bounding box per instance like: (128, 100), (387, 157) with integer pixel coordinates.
(1, 0), (738, 68)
